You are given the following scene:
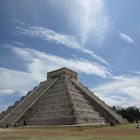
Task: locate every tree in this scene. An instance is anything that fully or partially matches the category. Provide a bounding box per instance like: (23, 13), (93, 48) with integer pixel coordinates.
(112, 106), (140, 123)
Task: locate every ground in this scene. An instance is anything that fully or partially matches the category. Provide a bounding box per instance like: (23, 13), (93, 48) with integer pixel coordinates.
(0, 124), (140, 140)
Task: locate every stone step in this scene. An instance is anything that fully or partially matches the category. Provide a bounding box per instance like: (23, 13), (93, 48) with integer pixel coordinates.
(43, 93), (69, 100)
(28, 116), (76, 125)
(32, 109), (74, 118)
(38, 103), (72, 111)
(68, 87), (80, 93)
(71, 97), (89, 105)
(47, 88), (68, 93)
(50, 83), (67, 89)
(74, 111), (102, 118)
(43, 91), (69, 99)
(42, 96), (71, 105)
(74, 108), (99, 113)
(70, 91), (84, 98)
(76, 117), (105, 124)
(72, 80), (127, 124)
(66, 82), (76, 88)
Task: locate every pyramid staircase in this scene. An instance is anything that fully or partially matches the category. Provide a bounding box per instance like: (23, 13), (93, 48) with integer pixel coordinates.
(0, 67), (127, 127)
(0, 78), (57, 127)
(72, 80), (128, 124)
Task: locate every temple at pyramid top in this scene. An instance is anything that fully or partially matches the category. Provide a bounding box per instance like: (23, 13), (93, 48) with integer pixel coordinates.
(0, 67), (128, 127)
(47, 67), (77, 80)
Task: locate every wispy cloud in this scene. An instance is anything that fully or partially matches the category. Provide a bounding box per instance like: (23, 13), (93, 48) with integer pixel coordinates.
(93, 74), (140, 107)
(70, 0), (109, 44)
(0, 105), (9, 113)
(0, 67), (37, 97)
(10, 45), (111, 79)
(16, 24), (110, 66)
(51, 0), (110, 44)
(0, 64), (37, 113)
(6, 0), (110, 45)
(119, 31), (135, 44)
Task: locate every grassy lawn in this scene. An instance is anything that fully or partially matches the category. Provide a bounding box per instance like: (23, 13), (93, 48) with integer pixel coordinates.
(0, 124), (140, 140)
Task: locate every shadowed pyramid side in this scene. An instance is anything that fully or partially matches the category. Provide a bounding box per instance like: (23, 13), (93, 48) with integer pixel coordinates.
(66, 79), (106, 124)
(71, 79), (128, 124)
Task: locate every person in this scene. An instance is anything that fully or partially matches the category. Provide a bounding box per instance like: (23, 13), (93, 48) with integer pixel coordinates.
(110, 120), (116, 126)
(5, 123), (9, 128)
(136, 120), (140, 128)
(23, 120), (26, 126)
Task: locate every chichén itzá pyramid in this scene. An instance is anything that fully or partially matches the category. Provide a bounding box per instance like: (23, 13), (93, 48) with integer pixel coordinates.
(0, 67), (127, 127)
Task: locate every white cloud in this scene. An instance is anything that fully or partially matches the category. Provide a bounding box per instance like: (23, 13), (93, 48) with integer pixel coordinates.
(0, 99), (8, 113)
(0, 64), (37, 113)
(70, 0), (109, 44)
(11, 46), (111, 79)
(119, 31), (135, 44)
(51, 0), (110, 45)
(93, 74), (140, 107)
(0, 105), (9, 113)
(16, 25), (110, 66)
(0, 67), (37, 97)
(0, 67), (38, 113)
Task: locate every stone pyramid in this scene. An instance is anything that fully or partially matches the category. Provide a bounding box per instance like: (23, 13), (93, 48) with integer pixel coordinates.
(0, 67), (127, 127)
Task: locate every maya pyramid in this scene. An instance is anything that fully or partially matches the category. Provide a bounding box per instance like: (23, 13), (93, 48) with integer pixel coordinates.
(0, 67), (127, 127)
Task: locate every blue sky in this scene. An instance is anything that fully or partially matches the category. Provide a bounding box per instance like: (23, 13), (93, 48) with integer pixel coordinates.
(0, 0), (140, 112)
